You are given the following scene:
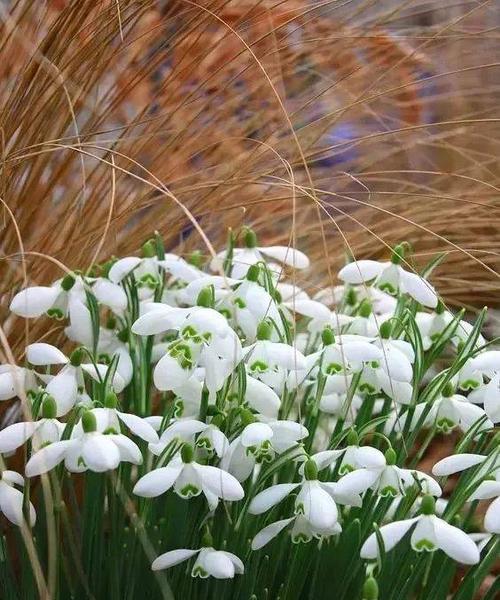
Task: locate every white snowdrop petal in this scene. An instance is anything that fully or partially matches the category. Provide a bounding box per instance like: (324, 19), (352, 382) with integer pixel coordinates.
(10, 286), (60, 318)
(355, 446), (386, 469)
(151, 548), (199, 571)
(338, 260), (384, 284)
(433, 518), (480, 564)
(82, 435), (121, 472)
(290, 300), (331, 321)
(131, 307), (180, 336)
(92, 279), (128, 311)
(484, 496), (500, 534)
(26, 343), (68, 366)
(0, 370), (22, 401)
(46, 369), (78, 417)
(258, 246), (310, 269)
(110, 434), (142, 465)
(0, 483), (35, 526)
(249, 483), (300, 515)
(251, 518), (295, 550)
(203, 551), (236, 579)
(343, 342), (382, 363)
(334, 469), (379, 496)
(219, 552), (244, 575)
(241, 422), (273, 447)
(401, 271), (438, 308)
(0, 422), (37, 452)
(25, 440), (76, 477)
(469, 480), (500, 501)
(297, 482), (338, 530)
(198, 465), (244, 501)
(432, 454), (486, 477)
(2, 471), (25, 487)
(133, 466), (182, 498)
(360, 518), (418, 558)
(108, 257), (142, 283)
(67, 298), (94, 348)
(245, 377), (280, 418)
(154, 355), (190, 391)
(117, 412), (159, 443)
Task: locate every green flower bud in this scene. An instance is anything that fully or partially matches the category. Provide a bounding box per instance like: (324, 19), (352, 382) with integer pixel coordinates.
(363, 576), (379, 600)
(104, 391), (118, 409)
(82, 410), (97, 433)
(61, 274), (76, 291)
(69, 347), (85, 367)
(384, 447), (397, 466)
(358, 299), (372, 318)
(197, 285), (214, 308)
(421, 495), (435, 515)
(243, 227), (257, 248)
(41, 395), (57, 419)
(141, 239), (156, 258)
(257, 320), (272, 341)
(246, 264), (260, 282)
(346, 429), (359, 446)
(181, 444), (194, 464)
(379, 321), (393, 339)
(304, 459), (318, 481)
(322, 327), (335, 346)
(188, 250), (203, 268)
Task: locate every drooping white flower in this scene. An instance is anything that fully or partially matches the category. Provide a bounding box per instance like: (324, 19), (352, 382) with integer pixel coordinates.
(148, 418), (228, 458)
(152, 546), (244, 579)
(468, 373), (500, 423)
(0, 395), (64, 452)
(210, 228), (310, 279)
(221, 418), (308, 482)
(25, 410), (142, 476)
(0, 364), (39, 401)
(133, 444), (244, 510)
(0, 470), (36, 526)
(361, 496), (479, 565)
(339, 248), (438, 308)
(26, 343), (126, 416)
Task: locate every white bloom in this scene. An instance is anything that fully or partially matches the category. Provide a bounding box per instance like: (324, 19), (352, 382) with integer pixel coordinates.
(221, 420), (308, 482)
(26, 343), (125, 416)
(133, 445), (244, 510)
(339, 259), (438, 308)
(0, 470), (36, 526)
(468, 373), (500, 423)
(25, 411), (142, 476)
(361, 498), (479, 565)
(0, 364), (39, 401)
(148, 419), (228, 458)
(152, 546), (243, 579)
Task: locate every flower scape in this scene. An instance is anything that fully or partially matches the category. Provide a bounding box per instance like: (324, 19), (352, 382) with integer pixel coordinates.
(0, 228), (498, 600)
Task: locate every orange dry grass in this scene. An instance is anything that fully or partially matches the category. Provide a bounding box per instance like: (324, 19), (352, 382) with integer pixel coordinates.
(0, 0), (499, 359)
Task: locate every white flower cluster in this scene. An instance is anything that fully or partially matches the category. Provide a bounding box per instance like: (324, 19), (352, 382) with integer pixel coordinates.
(0, 230), (497, 584)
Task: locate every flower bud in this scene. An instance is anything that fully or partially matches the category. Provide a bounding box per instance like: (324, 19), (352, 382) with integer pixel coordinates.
(61, 274), (76, 291)
(197, 285), (214, 308)
(384, 447), (396, 466)
(41, 395), (57, 419)
(82, 410), (97, 433)
(379, 321), (392, 339)
(69, 347), (85, 367)
(257, 320), (272, 341)
(304, 459), (318, 481)
(141, 239), (156, 258)
(362, 576), (379, 600)
(421, 494), (435, 515)
(181, 443), (194, 463)
(322, 327), (335, 346)
(243, 227), (257, 248)
(246, 264), (260, 282)
(104, 391), (118, 409)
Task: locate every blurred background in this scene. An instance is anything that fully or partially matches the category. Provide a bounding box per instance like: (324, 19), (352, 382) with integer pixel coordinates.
(0, 0), (499, 354)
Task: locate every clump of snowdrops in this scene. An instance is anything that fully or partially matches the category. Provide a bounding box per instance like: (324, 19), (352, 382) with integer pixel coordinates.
(0, 228), (498, 599)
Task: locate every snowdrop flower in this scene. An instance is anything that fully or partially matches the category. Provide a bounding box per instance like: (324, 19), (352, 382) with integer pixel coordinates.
(210, 228), (310, 279)
(250, 460), (342, 544)
(25, 410), (142, 476)
(0, 364), (39, 401)
(80, 393), (159, 444)
(133, 443), (244, 510)
(148, 418), (228, 458)
(361, 495), (479, 565)
(152, 544), (243, 579)
(469, 372), (500, 423)
(306, 436), (386, 475)
(10, 274), (86, 319)
(26, 343), (126, 416)
(107, 244), (163, 298)
(0, 395), (64, 453)
(334, 448), (442, 499)
(93, 327), (133, 389)
(221, 416), (308, 481)
(432, 452), (500, 534)
(0, 470), (36, 526)
(338, 244), (438, 308)
(416, 304), (482, 351)
(243, 320), (306, 393)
